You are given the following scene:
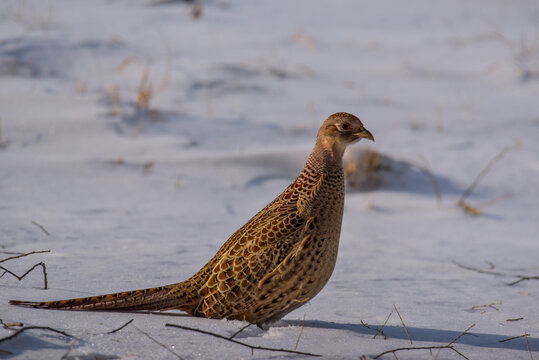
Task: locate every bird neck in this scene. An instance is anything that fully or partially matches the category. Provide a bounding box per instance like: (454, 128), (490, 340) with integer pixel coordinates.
(306, 135), (345, 174)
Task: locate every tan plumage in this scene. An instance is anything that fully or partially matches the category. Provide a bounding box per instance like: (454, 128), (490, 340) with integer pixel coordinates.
(10, 112), (374, 326)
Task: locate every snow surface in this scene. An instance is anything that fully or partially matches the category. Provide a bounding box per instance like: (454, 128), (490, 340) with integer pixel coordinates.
(1, 0), (539, 359)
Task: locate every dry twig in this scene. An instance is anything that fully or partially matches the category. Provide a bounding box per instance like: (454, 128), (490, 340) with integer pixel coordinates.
(133, 324), (184, 360)
(0, 250), (50, 289)
(470, 301), (502, 311)
(0, 320), (24, 329)
(0, 326), (74, 344)
(374, 309), (393, 339)
(506, 318), (524, 322)
(228, 323), (251, 340)
(525, 334), (534, 360)
(499, 333), (531, 343)
(458, 145), (514, 215)
(0, 250), (50, 264)
(165, 323), (321, 357)
(453, 261), (539, 286)
(0, 262), (48, 289)
(360, 320), (386, 339)
(107, 319), (134, 334)
(294, 313), (306, 350)
(31, 220), (50, 236)
(393, 304), (412, 344)
(374, 324), (475, 360)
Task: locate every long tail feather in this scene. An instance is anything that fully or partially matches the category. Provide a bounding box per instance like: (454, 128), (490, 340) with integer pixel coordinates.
(9, 284), (182, 311)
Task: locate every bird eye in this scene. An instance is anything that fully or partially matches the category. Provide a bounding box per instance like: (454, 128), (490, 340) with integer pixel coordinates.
(340, 123), (350, 131)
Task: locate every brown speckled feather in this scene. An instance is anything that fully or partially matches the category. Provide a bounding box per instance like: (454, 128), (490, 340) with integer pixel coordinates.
(10, 112), (374, 326)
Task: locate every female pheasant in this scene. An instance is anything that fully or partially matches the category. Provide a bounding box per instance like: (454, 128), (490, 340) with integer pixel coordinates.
(10, 112), (374, 327)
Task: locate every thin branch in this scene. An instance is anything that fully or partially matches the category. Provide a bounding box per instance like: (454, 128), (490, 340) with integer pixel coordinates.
(453, 261), (539, 286)
(294, 313), (306, 350)
(165, 323), (321, 357)
(459, 145), (513, 204)
(374, 345), (470, 360)
(31, 221), (50, 236)
(508, 276), (539, 286)
(0, 326), (74, 344)
(374, 309), (393, 339)
(499, 333), (531, 343)
(0, 250), (50, 264)
(435, 324), (476, 360)
(447, 324), (476, 346)
(107, 319), (134, 334)
(453, 261), (506, 276)
(0, 262), (48, 289)
(393, 304), (412, 344)
(133, 324), (184, 360)
(374, 324), (474, 360)
(228, 323), (251, 340)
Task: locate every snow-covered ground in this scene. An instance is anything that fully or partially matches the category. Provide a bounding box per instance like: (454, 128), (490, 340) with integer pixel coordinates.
(1, 0), (538, 359)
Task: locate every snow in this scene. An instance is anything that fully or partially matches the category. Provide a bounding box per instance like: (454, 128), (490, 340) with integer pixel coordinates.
(1, 0), (538, 359)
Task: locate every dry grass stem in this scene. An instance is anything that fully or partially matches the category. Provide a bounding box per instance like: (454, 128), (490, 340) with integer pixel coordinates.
(116, 56), (140, 73)
(136, 66), (153, 110)
(470, 301), (502, 311)
(0, 250), (50, 264)
(458, 145), (514, 215)
(374, 309), (393, 339)
(1, 320), (24, 329)
(499, 333), (531, 343)
(525, 334), (534, 360)
(133, 324), (184, 360)
(393, 304), (412, 344)
(107, 319), (134, 334)
(31, 220), (50, 236)
(294, 313), (306, 350)
(165, 323), (321, 357)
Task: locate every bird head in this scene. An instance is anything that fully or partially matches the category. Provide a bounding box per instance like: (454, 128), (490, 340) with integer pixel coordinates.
(320, 112), (374, 150)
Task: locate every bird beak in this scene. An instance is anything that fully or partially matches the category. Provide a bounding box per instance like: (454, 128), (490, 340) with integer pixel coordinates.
(355, 128), (375, 142)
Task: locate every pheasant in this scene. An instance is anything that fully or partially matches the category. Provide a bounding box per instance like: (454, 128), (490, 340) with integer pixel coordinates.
(10, 112), (374, 327)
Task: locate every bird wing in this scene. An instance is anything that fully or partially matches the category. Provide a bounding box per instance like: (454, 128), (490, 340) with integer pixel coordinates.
(192, 172), (327, 320)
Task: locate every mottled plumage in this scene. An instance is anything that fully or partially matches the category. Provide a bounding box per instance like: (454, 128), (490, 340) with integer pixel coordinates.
(10, 112), (374, 326)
